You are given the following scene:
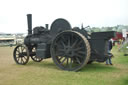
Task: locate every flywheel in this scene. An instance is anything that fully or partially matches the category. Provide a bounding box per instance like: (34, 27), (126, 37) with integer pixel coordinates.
(50, 18), (71, 38)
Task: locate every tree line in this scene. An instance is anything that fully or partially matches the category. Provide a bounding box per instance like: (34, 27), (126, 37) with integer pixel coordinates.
(85, 25), (128, 33)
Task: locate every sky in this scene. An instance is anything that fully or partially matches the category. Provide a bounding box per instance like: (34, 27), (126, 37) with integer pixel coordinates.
(0, 0), (128, 33)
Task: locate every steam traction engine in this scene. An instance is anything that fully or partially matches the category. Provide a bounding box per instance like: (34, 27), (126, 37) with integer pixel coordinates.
(13, 14), (115, 71)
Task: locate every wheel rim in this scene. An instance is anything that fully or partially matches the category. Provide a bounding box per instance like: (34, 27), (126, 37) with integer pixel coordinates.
(13, 44), (29, 65)
(31, 47), (43, 62)
(51, 31), (90, 71)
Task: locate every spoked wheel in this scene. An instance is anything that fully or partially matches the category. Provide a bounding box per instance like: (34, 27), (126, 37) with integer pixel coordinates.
(51, 31), (91, 71)
(30, 47), (43, 62)
(13, 44), (29, 65)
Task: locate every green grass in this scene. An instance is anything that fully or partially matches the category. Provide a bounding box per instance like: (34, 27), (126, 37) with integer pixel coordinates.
(0, 46), (128, 85)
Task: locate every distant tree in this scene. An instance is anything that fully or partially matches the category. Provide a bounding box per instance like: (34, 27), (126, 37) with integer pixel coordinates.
(85, 25), (128, 33)
(91, 27), (101, 32)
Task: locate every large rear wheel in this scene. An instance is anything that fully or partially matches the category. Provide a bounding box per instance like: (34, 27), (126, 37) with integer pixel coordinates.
(51, 31), (91, 71)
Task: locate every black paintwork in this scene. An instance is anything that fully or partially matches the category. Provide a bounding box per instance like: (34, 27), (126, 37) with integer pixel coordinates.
(13, 14), (116, 71)
(24, 14), (115, 62)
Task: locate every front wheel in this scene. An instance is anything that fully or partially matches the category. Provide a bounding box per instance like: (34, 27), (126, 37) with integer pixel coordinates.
(30, 47), (43, 62)
(31, 56), (43, 62)
(13, 44), (29, 65)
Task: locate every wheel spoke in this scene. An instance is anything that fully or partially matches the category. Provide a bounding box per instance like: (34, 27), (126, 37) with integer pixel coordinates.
(21, 58), (24, 64)
(75, 57), (81, 64)
(58, 56), (64, 61)
(77, 41), (83, 46)
(74, 47), (84, 51)
(78, 51), (85, 55)
(60, 57), (67, 65)
(61, 36), (66, 42)
(66, 58), (69, 66)
(23, 56), (27, 60)
(21, 46), (23, 52)
(72, 39), (79, 48)
(68, 36), (71, 46)
(36, 58), (38, 61)
(71, 33), (74, 44)
(18, 48), (21, 53)
(58, 49), (65, 52)
(60, 40), (66, 47)
(69, 58), (73, 69)
(18, 58), (21, 63)
(17, 57), (20, 62)
(20, 46), (23, 53)
(17, 48), (20, 53)
(16, 54), (19, 56)
(75, 53), (83, 58)
(21, 47), (25, 52)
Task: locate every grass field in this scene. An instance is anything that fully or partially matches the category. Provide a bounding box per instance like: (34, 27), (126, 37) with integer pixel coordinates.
(0, 46), (128, 85)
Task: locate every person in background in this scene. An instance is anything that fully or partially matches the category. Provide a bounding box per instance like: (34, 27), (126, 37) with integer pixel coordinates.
(106, 39), (113, 65)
